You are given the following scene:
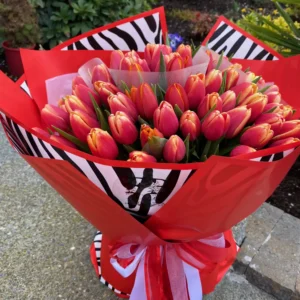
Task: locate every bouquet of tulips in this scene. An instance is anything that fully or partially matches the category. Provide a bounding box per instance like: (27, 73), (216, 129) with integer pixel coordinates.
(38, 43), (299, 166)
(1, 9), (300, 299)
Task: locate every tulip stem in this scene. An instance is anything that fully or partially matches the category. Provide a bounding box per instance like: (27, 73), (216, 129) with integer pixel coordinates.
(219, 144), (240, 156)
(215, 51), (224, 70)
(200, 140), (211, 162)
(208, 136), (224, 157)
(174, 104), (183, 118)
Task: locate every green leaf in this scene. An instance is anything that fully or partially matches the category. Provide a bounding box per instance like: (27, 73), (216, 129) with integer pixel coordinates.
(275, 2), (300, 38)
(120, 80), (130, 93)
(200, 140), (211, 162)
(264, 106), (278, 113)
(174, 104), (183, 118)
(244, 67), (251, 73)
(138, 116), (149, 125)
(165, 32), (170, 46)
(218, 71), (227, 95)
(90, 93), (109, 131)
(52, 126), (90, 152)
(275, 0), (300, 4)
(215, 51), (224, 70)
(235, 93), (241, 106)
(258, 85), (271, 93)
(201, 104), (216, 122)
(252, 76), (261, 84)
(159, 51), (167, 90)
(184, 134), (190, 163)
(123, 144), (135, 153)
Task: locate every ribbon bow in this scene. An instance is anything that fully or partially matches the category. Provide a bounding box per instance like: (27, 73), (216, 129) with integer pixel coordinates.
(110, 234), (232, 300)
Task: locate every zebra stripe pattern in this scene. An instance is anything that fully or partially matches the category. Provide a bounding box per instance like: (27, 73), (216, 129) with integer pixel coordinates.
(0, 116), (294, 219)
(207, 21), (279, 60)
(93, 231), (130, 297)
(61, 13), (162, 52)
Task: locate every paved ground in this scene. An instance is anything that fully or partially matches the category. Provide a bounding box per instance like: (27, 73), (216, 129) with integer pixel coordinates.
(0, 127), (281, 300)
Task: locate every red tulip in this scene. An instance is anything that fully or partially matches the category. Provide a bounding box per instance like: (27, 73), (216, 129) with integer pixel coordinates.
(255, 113), (284, 135)
(70, 110), (100, 142)
(176, 44), (192, 59)
(119, 57), (143, 71)
(280, 105), (294, 120)
(230, 145), (256, 157)
(184, 73), (206, 109)
(87, 128), (118, 159)
(153, 53), (172, 72)
(72, 76), (87, 90)
(110, 50), (124, 70)
(91, 64), (113, 84)
(124, 50), (140, 60)
(144, 44), (172, 71)
(50, 135), (76, 149)
(263, 103), (283, 114)
(153, 101), (179, 137)
(202, 110), (230, 141)
(32, 127), (51, 139)
(180, 110), (201, 141)
(223, 67), (239, 90)
(205, 49), (215, 72)
(226, 106), (252, 139)
(272, 120), (300, 141)
(41, 104), (70, 131)
(240, 124), (274, 149)
(269, 137), (300, 148)
(127, 86), (138, 103)
(94, 81), (119, 107)
(73, 84), (101, 107)
(205, 69), (222, 94)
(128, 151), (157, 163)
(244, 71), (256, 82)
(140, 124), (164, 148)
(136, 83), (158, 119)
(163, 135), (186, 163)
(108, 111), (138, 145)
(197, 92), (222, 119)
(108, 92), (138, 121)
(231, 82), (258, 104)
(266, 91), (281, 104)
(221, 90), (236, 112)
(63, 95), (96, 118)
(241, 93), (268, 122)
(165, 83), (189, 111)
(167, 53), (185, 71)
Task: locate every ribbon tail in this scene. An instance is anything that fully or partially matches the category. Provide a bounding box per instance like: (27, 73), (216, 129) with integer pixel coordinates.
(130, 254), (147, 300)
(183, 262), (202, 300)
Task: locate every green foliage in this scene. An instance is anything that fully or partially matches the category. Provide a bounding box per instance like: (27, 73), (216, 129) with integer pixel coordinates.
(237, 2), (300, 57)
(29, 0), (154, 49)
(0, 0), (40, 48)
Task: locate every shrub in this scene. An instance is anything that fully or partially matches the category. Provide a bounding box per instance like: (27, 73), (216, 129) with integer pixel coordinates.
(29, 0), (154, 49)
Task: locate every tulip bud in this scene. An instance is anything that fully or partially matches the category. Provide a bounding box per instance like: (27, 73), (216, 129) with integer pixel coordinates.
(242, 93), (268, 123)
(87, 128), (118, 159)
(64, 95), (96, 118)
(154, 101), (179, 138)
(205, 69), (222, 94)
(124, 50), (140, 61)
(280, 105), (294, 120)
(110, 50), (124, 70)
(73, 84), (101, 107)
(70, 110), (100, 142)
(180, 110), (201, 141)
(128, 151), (157, 163)
(136, 83), (158, 119)
(228, 63), (243, 70)
(144, 44), (172, 71)
(41, 104), (70, 132)
(255, 113), (284, 135)
(108, 92), (138, 121)
(165, 83), (189, 111)
(91, 64), (113, 84)
(197, 92), (222, 119)
(231, 82), (258, 104)
(264, 84), (279, 94)
(202, 110), (230, 141)
(271, 120), (300, 141)
(244, 71), (256, 82)
(205, 49), (215, 73)
(138, 58), (151, 72)
(226, 106), (252, 139)
(72, 76), (88, 90)
(221, 90), (236, 112)
(185, 73), (206, 109)
(176, 44), (192, 59)
(230, 145), (256, 157)
(266, 91), (281, 104)
(223, 67), (239, 90)
(50, 135), (76, 149)
(94, 81), (119, 107)
(142, 136), (167, 159)
(269, 137), (300, 148)
(140, 124), (164, 148)
(32, 127), (51, 138)
(240, 124), (274, 149)
(108, 111), (138, 145)
(263, 103), (283, 114)
(120, 57), (144, 72)
(127, 86), (137, 103)
(167, 53), (185, 71)
(163, 135), (186, 163)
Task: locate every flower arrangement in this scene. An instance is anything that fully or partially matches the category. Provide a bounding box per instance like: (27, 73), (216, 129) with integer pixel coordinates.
(38, 44), (299, 165)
